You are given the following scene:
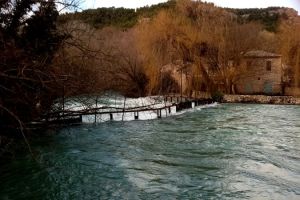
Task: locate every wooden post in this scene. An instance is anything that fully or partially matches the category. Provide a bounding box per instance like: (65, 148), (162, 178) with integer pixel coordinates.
(95, 98), (97, 123)
(60, 75), (68, 119)
(192, 102), (195, 108)
(157, 109), (161, 118)
(62, 85), (65, 119)
(134, 112), (139, 120)
(110, 113), (113, 120)
(181, 68), (183, 102)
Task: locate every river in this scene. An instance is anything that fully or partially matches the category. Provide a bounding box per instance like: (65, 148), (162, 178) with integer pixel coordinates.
(0, 103), (299, 199)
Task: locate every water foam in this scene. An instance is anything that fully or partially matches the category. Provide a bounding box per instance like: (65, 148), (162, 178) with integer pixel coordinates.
(56, 95), (218, 123)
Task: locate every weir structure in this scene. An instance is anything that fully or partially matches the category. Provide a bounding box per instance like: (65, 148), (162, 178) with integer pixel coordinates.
(42, 94), (213, 125)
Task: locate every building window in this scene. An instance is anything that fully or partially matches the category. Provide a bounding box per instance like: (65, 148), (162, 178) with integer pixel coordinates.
(266, 61), (272, 71)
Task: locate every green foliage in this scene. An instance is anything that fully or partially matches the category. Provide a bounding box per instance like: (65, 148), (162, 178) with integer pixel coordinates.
(72, 7), (137, 28)
(136, 0), (176, 18)
(0, 0), (65, 129)
(211, 91), (224, 102)
(59, 7), (137, 28)
(22, 1), (63, 56)
(58, 0), (176, 28)
(228, 7), (283, 32)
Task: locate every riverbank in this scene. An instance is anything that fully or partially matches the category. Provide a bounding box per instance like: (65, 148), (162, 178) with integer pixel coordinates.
(222, 94), (300, 105)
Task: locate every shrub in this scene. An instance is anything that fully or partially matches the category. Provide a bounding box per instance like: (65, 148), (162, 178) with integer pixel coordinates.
(211, 91), (224, 102)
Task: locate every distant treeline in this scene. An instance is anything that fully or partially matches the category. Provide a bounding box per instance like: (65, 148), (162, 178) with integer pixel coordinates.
(58, 1), (176, 28)
(228, 7), (290, 32)
(59, 2), (293, 32)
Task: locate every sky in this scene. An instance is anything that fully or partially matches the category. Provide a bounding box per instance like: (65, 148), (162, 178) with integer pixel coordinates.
(82, 0), (300, 14)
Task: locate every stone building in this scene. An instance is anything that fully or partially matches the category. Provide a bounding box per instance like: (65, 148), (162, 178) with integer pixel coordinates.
(160, 61), (191, 94)
(160, 61), (212, 98)
(236, 50), (283, 95)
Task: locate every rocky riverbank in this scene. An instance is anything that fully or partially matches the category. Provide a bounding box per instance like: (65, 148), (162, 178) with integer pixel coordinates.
(223, 95), (300, 105)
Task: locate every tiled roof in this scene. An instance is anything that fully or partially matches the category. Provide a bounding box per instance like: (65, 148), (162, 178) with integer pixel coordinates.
(244, 50), (281, 58)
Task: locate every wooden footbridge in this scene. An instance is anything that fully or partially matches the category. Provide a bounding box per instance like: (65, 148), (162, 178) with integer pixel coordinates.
(43, 94), (213, 124)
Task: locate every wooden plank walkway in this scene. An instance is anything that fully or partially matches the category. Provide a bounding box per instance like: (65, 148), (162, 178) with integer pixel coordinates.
(43, 95), (213, 124)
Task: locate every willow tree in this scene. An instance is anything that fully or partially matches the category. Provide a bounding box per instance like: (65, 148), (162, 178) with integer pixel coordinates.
(136, 3), (210, 95)
(278, 22), (300, 89)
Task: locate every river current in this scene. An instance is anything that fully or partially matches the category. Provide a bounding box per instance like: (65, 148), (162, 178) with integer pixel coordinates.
(0, 104), (300, 199)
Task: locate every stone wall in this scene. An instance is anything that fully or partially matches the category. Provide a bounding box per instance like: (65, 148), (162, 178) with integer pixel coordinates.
(285, 87), (300, 97)
(223, 94), (300, 105)
(236, 57), (282, 95)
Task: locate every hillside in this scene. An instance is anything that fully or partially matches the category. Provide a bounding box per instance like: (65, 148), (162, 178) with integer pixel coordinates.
(56, 0), (300, 97)
(227, 7), (299, 32)
(59, 1), (298, 32)
(58, 1), (175, 28)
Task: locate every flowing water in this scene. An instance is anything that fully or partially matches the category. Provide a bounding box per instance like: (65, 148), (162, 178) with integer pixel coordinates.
(0, 104), (300, 199)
